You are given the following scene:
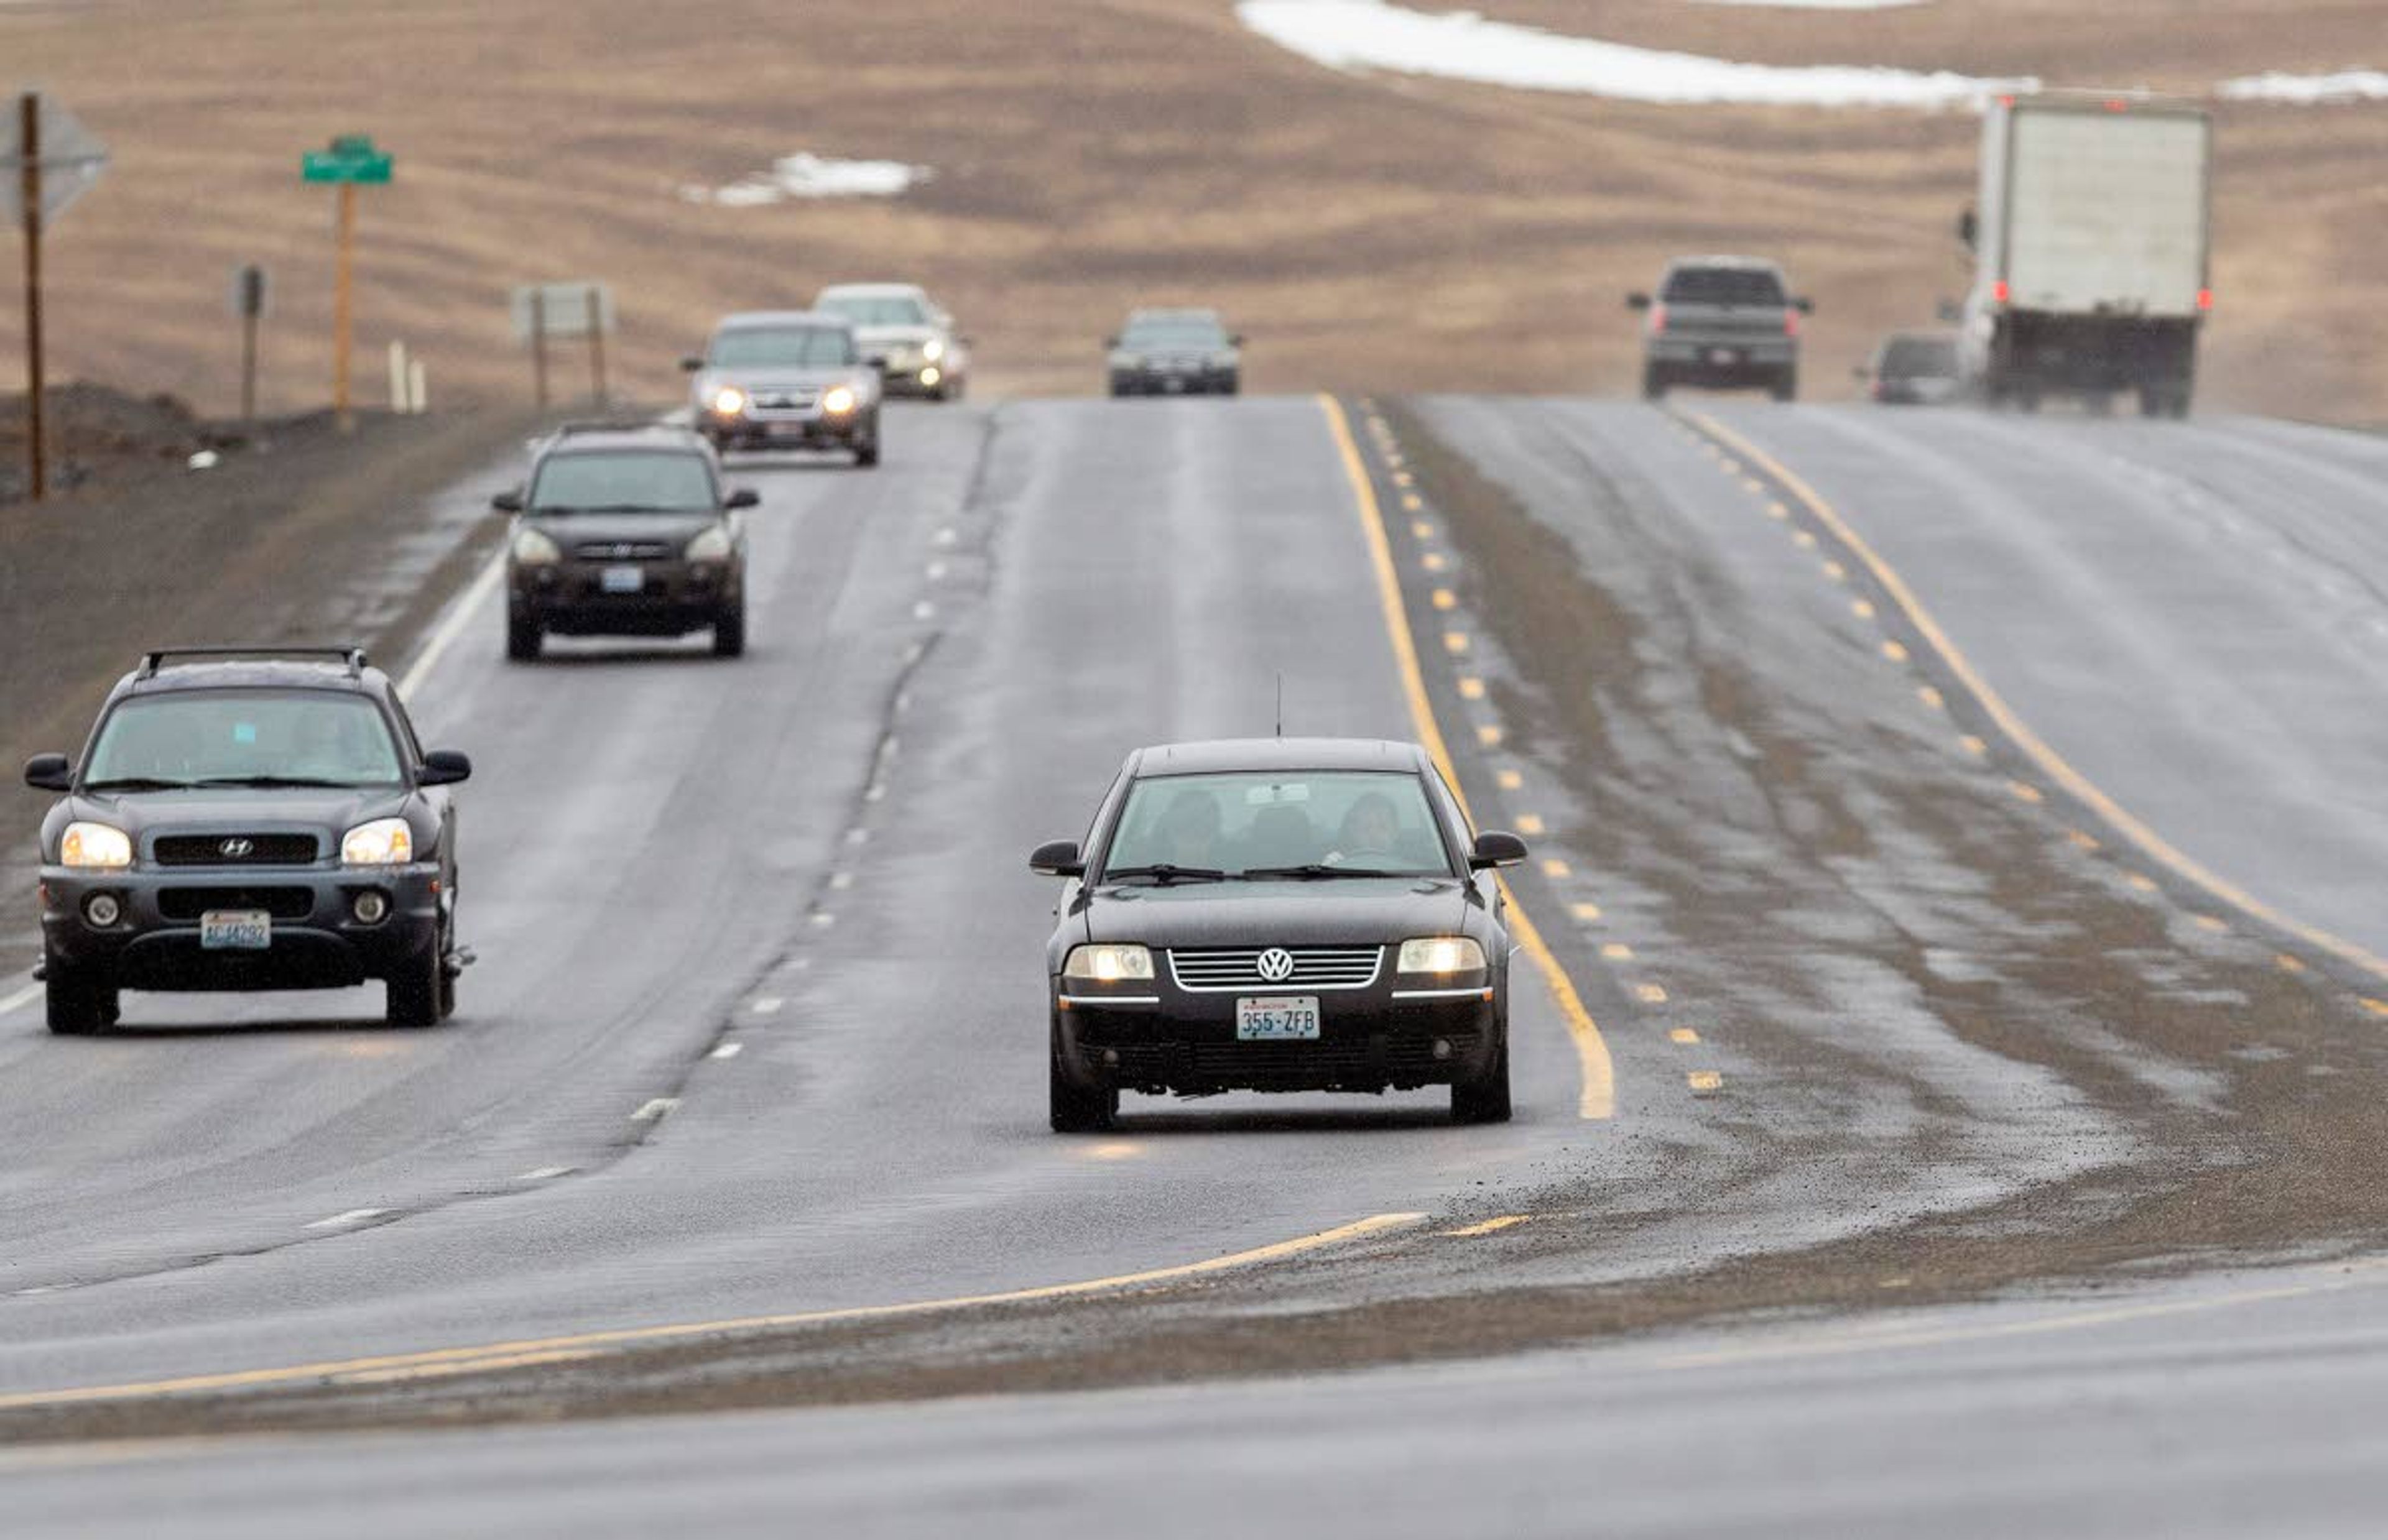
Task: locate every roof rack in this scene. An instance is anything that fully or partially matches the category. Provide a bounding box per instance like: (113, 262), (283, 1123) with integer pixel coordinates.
(547, 419), (684, 439)
(139, 647), (368, 679)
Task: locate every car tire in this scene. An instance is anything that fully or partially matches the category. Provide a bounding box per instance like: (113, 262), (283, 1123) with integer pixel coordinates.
(435, 914), (458, 1021)
(1641, 366), (1666, 402)
(1049, 1039), (1117, 1133)
(386, 941), (443, 1028)
(1451, 1043), (1512, 1125)
(854, 434), (880, 469)
(45, 967), (109, 1035)
(713, 602), (747, 658)
(506, 613), (541, 663)
(1771, 370), (1798, 403)
(1221, 376), (1241, 397)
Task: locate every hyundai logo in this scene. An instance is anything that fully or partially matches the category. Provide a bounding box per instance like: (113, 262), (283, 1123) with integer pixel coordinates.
(220, 838), (254, 859)
(1256, 947), (1295, 983)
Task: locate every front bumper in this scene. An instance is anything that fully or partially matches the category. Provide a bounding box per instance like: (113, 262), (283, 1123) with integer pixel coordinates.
(511, 558), (738, 637)
(1054, 979), (1502, 1095)
(1110, 367), (1236, 396)
(40, 862), (443, 990)
(1647, 338), (1796, 379)
(703, 408), (872, 450)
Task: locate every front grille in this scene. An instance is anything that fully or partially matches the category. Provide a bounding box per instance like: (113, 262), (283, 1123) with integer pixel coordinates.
(154, 834), (320, 867)
(1167, 946), (1383, 992)
(750, 389), (818, 412)
(158, 887), (316, 922)
(572, 540), (675, 561)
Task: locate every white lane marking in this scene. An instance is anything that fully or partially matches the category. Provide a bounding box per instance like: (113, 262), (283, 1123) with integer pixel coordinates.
(305, 1209), (388, 1230)
(912, 601), (936, 620)
(810, 911), (838, 927)
(829, 872), (854, 890)
(925, 560), (948, 581)
(749, 997), (784, 1016)
(631, 1098), (678, 1123)
(933, 527), (958, 546)
(710, 1042), (744, 1060)
(398, 550), (509, 697)
(845, 828), (871, 846)
(516, 1166), (575, 1183)
(0, 979), (42, 1020)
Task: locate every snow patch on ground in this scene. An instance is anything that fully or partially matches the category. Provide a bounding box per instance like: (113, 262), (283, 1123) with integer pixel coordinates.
(2219, 70), (2388, 104)
(679, 153), (933, 206)
(1236, 0), (2033, 109)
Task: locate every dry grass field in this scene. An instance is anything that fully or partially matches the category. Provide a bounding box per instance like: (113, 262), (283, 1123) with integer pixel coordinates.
(1, 0), (2381, 419)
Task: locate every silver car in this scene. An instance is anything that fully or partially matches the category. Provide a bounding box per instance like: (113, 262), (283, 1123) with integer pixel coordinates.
(812, 282), (971, 402)
(682, 311), (883, 467)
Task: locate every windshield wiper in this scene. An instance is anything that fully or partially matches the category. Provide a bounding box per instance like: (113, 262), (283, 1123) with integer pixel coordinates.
(80, 776), (196, 793)
(191, 775), (363, 790)
(1102, 864), (1229, 886)
(1243, 864), (1409, 880)
(530, 504), (703, 516)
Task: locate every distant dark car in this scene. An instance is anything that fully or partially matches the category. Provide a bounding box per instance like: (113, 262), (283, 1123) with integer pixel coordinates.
(684, 310), (883, 464)
(23, 648), (471, 1034)
(1030, 738), (1526, 1132)
(1858, 330), (1962, 405)
(1630, 257), (1812, 402)
(1106, 308), (1242, 397)
(495, 423), (756, 660)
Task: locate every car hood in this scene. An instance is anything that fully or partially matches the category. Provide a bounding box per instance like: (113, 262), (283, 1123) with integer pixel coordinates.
(55, 785), (409, 851)
(524, 510), (718, 546)
(851, 324), (942, 349)
(1079, 877), (1475, 949)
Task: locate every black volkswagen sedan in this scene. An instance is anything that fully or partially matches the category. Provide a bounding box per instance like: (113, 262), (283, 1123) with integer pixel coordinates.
(24, 648), (470, 1033)
(1030, 738), (1527, 1131)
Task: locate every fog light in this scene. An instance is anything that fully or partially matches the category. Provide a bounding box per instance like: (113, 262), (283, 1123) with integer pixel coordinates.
(1102, 1048), (1121, 1067)
(920, 366), (942, 387)
(83, 892), (121, 928)
(1432, 1038), (1453, 1061)
(352, 891), (390, 925)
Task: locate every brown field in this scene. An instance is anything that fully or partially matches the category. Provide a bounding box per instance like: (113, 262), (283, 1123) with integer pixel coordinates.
(1, 0), (2382, 420)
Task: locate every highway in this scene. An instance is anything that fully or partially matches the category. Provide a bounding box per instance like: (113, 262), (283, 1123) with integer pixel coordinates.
(7, 397), (2388, 1531)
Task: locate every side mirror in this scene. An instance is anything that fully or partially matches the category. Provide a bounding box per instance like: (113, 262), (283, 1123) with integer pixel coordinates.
(1029, 839), (1085, 877)
(1229, 333), (1246, 347)
(1626, 292), (1652, 310)
(24, 753), (72, 792)
(680, 356), (706, 372)
(491, 489), (524, 513)
(724, 487), (761, 510)
(956, 334), (974, 347)
(1104, 334), (1122, 349)
(419, 750), (473, 787)
(1795, 297), (1815, 315)
(1852, 366), (1873, 380)
(1468, 830), (1529, 870)
(1935, 298), (1963, 323)
(1956, 208), (1978, 252)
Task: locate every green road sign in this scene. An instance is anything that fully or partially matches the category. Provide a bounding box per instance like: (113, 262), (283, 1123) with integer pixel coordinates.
(302, 134), (392, 184)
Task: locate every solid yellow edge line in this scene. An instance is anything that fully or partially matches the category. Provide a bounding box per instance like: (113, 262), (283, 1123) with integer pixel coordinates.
(1693, 410), (2388, 988)
(0, 1211), (1427, 1412)
(1318, 395), (1616, 1121)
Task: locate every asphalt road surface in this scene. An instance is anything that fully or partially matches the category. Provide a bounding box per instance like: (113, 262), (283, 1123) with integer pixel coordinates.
(7, 397), (2388, 1533)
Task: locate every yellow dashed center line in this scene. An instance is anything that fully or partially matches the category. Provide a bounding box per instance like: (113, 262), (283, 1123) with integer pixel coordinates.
(1443, 630), (1469, 654)
(1570, 901), (1603, 923)
(1687, 1071), (1724, 1093)
(1959, 735), (1989, 757)
(1540, 857), (1571, 878)
(2066, 829), (2102, 852)
(1410, 517), (1433, 538)
(1432, 588), (1457, 611)
(2361, 998), (2388, 1018)
(1443, 1215), (1534, 1238)
(1476, 724), (1503, 747)
(1514, 813), (1546, 835)
(2194, 915), (2229, 933)
(1767, 501), (1790, 520)
(1669, 1027), (1701, 1044)
(1457, 676), (1486, 700)
(2127, 873), (2160, 893)
(1423, 552), (1448, 573)
(1881, 640), (1910, 663)
(1402, 494), (1426, 514)
(1496, 768), (1524, 791)
(2277, 953), (2308, 975)
(2009, 780), (2044, 805)
(1793, 530), (1818, 550)
(1916, 684), (1942, 709)
(1821, 560), (1846, 581)
(1599, 943), (1634, 961)
(1635, 983), (1669, 1005)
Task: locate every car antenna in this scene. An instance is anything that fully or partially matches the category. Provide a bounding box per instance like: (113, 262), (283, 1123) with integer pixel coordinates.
(1275, 672), (1284, 739)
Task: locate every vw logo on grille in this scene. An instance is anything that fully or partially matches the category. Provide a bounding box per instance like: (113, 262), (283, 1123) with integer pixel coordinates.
(220, 838), (254, 859)
(1256, 947), (1295, 983)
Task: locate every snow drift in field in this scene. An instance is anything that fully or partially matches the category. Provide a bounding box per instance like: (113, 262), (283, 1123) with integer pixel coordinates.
(2219, 70), (2388, 104)
(680, 153), (933, 206)
(1236, 0), (2032, 108)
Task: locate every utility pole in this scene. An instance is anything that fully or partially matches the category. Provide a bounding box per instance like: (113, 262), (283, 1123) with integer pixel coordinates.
(4, 91), (108, 504)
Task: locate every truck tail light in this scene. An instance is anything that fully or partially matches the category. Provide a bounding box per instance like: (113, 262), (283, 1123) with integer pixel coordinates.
(1992, 280), (2011, 305)
(1784, 310), (1801, 338)
(2197, 288), (2214, 311)
(1649, 302), (1668, 333)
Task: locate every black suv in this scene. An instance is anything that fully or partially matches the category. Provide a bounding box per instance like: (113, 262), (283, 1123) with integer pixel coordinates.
(22, 648), (471, 1034)
(496, 423), (757, 660)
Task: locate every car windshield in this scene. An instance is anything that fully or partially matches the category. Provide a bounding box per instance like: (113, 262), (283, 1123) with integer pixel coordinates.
(1103, 770), (1451, 879)
(709, 327), (858, 368)
(529, 451), (716, 512)
(84, 690), (405, 790)
(1122, 320), (1229, 350)
(817, 294), (930, 326)
(1662, 267), (1787, 307)
(1882, 336), (1958, 375)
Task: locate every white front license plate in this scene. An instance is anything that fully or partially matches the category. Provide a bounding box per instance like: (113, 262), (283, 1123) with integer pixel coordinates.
(1237, 995), (1320, 1041)
(200, 909), (272, 950)
(601, 564), (645, 594)
(1710, 348), (1741, 366)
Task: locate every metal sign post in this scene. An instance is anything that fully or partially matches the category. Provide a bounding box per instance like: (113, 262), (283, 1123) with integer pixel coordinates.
(510, 282), (614, 407)
(230, 264), (269, 423)
(2, 91), (109, 502)
(300, 135), (392, 433)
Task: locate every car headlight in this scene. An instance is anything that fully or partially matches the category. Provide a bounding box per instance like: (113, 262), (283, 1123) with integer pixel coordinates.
(341, 817), (414, 866)
(686, 524), (733, 562)
(710, 385), (747, 417)
(822, 385), (857, 416)
(923, 338), (945, 363)
(1398, 936), (1485, 975)
(512, 527), (562, 566)
(1063, 943), (1154, 983)
(60, 821), (132, 869)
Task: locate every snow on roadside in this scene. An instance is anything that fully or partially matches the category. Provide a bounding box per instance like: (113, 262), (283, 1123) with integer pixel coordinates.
(2218, 70), (2388, 104)
(678, 153), (933, 207)
(1236, 0), (2032, 109)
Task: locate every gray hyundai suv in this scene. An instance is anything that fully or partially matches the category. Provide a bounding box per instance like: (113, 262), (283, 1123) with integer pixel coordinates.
(1629, 257), (1812, 402)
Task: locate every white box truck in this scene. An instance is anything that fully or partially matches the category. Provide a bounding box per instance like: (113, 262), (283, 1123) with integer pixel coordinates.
(1959, 91), (2211, 418)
